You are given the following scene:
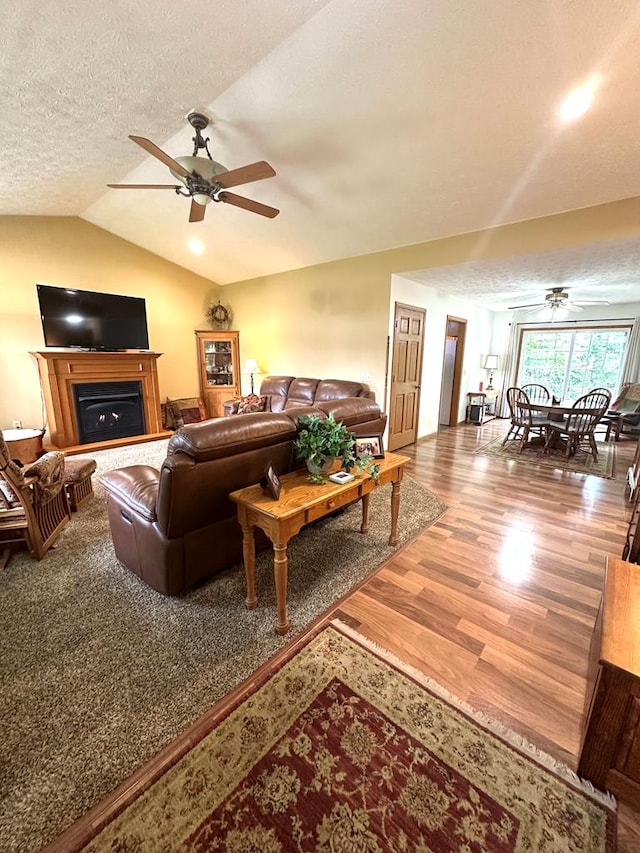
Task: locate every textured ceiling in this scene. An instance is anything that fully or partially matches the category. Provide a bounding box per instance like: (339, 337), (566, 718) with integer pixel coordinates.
(3, 0), (640, 304)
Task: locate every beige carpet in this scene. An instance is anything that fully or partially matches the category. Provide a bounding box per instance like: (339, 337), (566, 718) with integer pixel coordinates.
(0, 439), (447, 853)
(476, 434), (615, 478)
(74, 622), (616, 852)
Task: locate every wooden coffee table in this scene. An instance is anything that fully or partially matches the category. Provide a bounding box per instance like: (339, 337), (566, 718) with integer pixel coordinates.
(229, 452), (410, 635)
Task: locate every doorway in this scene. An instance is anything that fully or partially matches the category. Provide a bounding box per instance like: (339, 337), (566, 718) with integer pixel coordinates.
(387, 302), (426, 451)
(438, 316), (466, 428)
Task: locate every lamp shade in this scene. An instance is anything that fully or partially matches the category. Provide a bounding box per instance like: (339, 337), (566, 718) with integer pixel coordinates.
(243, 358), (259, 375)
(483, 354), (499, 370)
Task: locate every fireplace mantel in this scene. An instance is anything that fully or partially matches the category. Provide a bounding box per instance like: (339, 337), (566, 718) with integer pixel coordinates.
(31, 350), (164, 450)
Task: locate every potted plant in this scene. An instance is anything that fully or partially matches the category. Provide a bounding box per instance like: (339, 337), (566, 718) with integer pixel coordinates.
(295, 414), (380, 483)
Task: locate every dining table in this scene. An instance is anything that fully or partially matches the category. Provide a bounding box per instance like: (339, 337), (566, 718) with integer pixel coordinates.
(518, 399), (608, 448)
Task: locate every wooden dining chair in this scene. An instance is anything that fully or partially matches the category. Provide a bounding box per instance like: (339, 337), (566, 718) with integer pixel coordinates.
(501, 387), (549, 453)
(543, 390), (611, 461)
(520, 384), (551, 405)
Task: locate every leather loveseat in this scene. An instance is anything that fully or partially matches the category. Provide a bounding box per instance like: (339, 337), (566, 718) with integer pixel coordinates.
(100, 389), (387, 596)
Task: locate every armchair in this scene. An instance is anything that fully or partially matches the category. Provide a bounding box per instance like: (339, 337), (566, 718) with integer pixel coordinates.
(600, 383), (640, 441)
(0, 430), (71, 569)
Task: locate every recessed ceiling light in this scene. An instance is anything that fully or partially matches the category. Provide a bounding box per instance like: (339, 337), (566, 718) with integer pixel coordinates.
(188, 238), (205, 255)
(559, 84), (594, 122)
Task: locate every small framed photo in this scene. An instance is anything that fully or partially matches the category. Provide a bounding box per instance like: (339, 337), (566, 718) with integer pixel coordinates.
(260, 464), (281, 500)
(354, 434), (385, 459)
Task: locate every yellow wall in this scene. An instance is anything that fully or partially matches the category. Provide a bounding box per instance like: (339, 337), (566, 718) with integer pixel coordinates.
(0, 217), (220, 429)
(3, 195), (640, 432)
(224, 195), (640, 403)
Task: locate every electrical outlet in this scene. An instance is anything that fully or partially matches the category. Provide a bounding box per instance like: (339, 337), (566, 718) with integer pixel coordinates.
(12, 419), (22, 429)
(360, 372), (371, 381)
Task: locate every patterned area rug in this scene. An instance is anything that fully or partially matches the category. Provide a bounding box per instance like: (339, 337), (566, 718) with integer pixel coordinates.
(476, 434), (615, 479)
(71, 623), (616, 852)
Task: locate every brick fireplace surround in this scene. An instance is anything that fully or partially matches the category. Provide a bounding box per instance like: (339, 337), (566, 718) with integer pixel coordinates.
(31, 350), (165, 452)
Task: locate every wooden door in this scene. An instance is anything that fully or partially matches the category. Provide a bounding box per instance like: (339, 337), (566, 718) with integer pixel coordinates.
(439, 316), (466, 428)
(388, 303), (425, 451)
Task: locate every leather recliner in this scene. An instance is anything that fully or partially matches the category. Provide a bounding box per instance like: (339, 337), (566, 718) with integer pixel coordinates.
(101, 398), (387, 596)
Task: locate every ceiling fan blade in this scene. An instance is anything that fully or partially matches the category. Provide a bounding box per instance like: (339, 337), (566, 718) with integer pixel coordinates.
(107, 183), (181, 189)
(189, 200), (207, 223)
(573, 300), (611, 306)
(564, 303), (583, 312)
(215, 161), (276, 189)
(129, 135), (192, 179)
(220, 191), (279, 218)
(508, 302), (545, 310)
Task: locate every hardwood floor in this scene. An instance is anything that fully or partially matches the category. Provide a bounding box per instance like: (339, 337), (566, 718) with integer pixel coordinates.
(334, 420), (640, 851)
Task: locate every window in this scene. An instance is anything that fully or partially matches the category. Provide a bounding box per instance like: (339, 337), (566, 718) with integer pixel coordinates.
(516, 326), (630, 400)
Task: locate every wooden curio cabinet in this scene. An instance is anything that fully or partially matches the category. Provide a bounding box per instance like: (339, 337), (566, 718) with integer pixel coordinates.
(195, 330), (240, 418)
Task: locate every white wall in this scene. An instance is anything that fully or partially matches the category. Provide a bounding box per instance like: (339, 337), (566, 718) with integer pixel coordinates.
(389, 275), (495, 439)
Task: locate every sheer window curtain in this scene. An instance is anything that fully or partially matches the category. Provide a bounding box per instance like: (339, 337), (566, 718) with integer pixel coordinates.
(621, 317), (640, 385)
(498, 322), (519, 417)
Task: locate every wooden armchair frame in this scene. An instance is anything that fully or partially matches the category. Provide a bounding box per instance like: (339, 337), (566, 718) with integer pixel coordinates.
(0, 433), (71, 569)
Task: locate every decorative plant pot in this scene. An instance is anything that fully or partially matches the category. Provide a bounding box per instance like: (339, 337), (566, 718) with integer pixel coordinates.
(306, 456), (335, 482)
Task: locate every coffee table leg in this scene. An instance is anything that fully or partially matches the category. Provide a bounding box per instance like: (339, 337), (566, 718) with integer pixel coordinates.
(360, 493), (370, 534)
(389, 480), (401, 545)
(241, 522), (257, 610)
(273, 541), (290, 635)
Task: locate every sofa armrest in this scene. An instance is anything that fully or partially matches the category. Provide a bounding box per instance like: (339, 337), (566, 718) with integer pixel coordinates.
(100, 465), (159, 522)
(223, 399), (241, 416)
(316, 397), (383, 428)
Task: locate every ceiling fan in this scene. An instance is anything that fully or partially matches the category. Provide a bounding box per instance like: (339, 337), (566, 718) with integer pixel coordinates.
(107, 111), (279, 222)
(508, 287), (610, 316)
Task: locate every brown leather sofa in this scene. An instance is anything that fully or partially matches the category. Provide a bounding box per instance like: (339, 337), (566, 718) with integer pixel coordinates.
(100, 390), (387, 596)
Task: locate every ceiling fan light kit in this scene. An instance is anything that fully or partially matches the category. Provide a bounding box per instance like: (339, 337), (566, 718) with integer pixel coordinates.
(508, 287), (610, 320)
(108, 111), (279, 223)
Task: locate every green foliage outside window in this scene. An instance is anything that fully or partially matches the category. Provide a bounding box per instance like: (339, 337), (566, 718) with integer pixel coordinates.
(517, 328), (629, 400)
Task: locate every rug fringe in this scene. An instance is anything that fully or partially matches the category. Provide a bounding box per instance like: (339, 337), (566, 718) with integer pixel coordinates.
(330, 619), (617, 812)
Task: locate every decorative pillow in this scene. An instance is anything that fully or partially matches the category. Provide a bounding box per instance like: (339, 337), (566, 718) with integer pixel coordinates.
(236, 394), (268, 415)
(167, 397), (208, 429)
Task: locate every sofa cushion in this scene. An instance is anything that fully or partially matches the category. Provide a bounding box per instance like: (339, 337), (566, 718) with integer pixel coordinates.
(168, 412), (298, 462)
(284, 378), (320, 408)
(167, 397), (208, 429)
(236, 394), (268, 414)
(316, 397), (384, 428)
(259, 377), (294, 412)
(315, 379), (366, 401)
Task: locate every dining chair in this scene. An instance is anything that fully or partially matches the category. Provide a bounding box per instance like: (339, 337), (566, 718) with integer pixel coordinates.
(543, 390), (611, 461)
(520, 384), (551, 405)
(501, 387), (549, 453)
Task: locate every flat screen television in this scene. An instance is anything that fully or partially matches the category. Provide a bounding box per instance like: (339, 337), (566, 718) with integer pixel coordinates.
(36, 284), (149, 351)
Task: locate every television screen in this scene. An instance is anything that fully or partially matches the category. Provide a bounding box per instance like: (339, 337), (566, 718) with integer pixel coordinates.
(36, 284), (149, 351)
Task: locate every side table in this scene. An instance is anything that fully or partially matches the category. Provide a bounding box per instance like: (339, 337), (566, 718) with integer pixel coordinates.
(230, 453), (410, 635)
(578, 555), (640, 804)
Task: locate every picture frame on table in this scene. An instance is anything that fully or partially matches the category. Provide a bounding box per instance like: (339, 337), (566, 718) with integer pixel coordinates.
(354, 434), (385, 460)
(260, 464), (281, 500)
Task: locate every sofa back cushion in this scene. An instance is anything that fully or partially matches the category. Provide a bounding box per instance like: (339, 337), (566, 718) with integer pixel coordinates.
(259, 376), (294, 412)
(158, 413), (298, 537)
(315, 379), (367, 401)
(283, 378), (320, 409)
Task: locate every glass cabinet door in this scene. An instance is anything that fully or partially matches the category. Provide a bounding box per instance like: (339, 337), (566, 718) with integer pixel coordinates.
(203, 339), (235, 387)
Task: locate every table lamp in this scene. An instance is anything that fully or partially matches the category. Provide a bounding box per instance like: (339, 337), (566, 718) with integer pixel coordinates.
(243, 358), (259, 395)
(483, 355), (499, 390)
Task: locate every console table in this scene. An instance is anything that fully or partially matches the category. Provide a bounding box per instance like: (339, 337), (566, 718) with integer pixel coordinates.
(230, 452), (410, 635)
(578, 555), (640, 804)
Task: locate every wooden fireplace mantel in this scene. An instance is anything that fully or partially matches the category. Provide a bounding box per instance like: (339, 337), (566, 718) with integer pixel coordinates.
(31, 350), (164, 450)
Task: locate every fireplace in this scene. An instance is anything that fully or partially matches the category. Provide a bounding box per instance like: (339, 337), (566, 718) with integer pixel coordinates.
(74, 381), (146, 444)
(31, 351), (163, 450)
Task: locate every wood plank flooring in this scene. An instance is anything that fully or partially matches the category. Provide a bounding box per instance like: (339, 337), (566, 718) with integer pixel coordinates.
(334, 420), (640, 851)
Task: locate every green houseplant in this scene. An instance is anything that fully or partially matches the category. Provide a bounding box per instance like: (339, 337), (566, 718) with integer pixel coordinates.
(295, 414), (380, 484)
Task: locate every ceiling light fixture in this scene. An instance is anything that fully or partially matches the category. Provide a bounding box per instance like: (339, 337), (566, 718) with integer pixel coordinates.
(188, 238), (204, 254)
(559, 83), (595, 122)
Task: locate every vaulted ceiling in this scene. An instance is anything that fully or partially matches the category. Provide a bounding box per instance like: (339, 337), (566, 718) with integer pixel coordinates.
(3, 0), (640, 306)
